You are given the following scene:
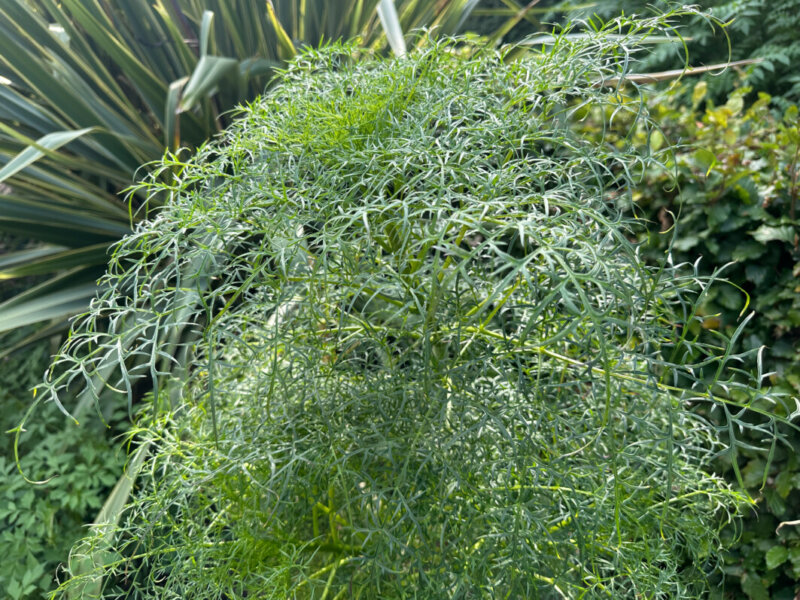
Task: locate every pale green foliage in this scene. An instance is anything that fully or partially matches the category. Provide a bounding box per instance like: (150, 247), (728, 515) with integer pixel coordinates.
(44, 11), (791, 598)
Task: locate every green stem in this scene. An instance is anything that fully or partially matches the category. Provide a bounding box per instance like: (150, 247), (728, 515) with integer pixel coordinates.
(295, 557), (358, 591)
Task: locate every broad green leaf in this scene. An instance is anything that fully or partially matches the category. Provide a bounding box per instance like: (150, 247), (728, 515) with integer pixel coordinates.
(750, 224), (796, 244)
(673, 234), (700, 252)
(731, 240), (766, 262)
(692, 80), (707, 107)
(741, 573), (770, 600)
(774, 470), (797, 498)
(734, 178), (759, 204)
(693, 147), (717, 174)
(7, 578), (22, 600)
(790, 546), (800, 579)
(725, 93), (744, 115)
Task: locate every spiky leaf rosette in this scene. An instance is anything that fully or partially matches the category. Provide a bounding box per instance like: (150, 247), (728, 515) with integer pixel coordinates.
(47, 13), (786, 600)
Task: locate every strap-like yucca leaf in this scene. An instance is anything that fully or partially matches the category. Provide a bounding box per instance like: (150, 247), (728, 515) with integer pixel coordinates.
(179, 55), (239, 111)
(265, 0), (297, 60)
(0, 269), (100, 332)
(65, 442), (151, 600)
(0, 197), (129, 244)
(0, 243), (110, 278)
(0, 127), (96, 184)
(0, 245), (66, 271)
(377, 0), (407, 57)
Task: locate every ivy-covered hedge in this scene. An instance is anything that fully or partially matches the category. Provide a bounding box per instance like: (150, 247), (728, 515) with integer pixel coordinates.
(601, 82), (800, 599)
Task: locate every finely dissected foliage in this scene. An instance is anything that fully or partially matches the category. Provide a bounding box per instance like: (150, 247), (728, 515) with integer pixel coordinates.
(0, 0), (482, 340)
(44, 14), (792, 599)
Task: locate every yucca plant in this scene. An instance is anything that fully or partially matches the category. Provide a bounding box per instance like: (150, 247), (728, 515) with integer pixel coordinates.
(0, 0), (491, 347)
(37, 9), (797, 597)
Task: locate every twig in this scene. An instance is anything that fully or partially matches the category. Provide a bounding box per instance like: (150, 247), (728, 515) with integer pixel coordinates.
(596, 59), (763, 87)
(777, 519), (800, 534)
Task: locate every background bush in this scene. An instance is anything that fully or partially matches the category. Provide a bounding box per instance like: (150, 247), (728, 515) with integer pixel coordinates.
(558, 0), (800, 102)
(0, 337), (124, 599)
(471, 1), (800, 103)
(646, 87), (800, 600)
(581, 80), (800, 599)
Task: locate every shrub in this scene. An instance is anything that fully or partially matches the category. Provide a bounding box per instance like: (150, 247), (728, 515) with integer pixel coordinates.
(600, 81), (800, 600)
(42, 12), (790, 599)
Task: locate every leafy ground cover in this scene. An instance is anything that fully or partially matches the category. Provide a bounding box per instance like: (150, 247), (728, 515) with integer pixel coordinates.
(33, 9), (796, 598)
(0, 337), (124, 599)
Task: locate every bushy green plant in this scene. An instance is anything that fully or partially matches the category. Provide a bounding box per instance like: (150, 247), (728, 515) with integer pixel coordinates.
(0, 338), (124, 600)
(596, 81), (800, 599)
(0, 0), (486, 341)
(39, 12), (794, 599)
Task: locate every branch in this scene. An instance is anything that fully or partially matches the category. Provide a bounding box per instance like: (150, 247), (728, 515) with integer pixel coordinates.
(596, 59), (763, 87)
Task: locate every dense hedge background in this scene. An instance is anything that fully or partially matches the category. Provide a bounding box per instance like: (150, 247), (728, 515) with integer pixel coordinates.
(569, 66), (800, 599)
(630, 84), (800, 600)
